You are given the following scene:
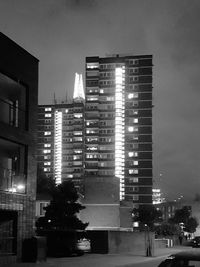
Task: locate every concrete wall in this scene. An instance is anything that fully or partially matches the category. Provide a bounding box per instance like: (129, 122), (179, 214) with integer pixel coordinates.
(108, 231), (155, 256)
(120, 205), (133, 229)
(80, 176), (120, 229)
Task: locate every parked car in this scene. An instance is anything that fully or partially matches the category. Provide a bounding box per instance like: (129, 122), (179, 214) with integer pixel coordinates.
(191, 236), (200, 248)
(77, 238), (91, 252)
(158, 250), (200, 267)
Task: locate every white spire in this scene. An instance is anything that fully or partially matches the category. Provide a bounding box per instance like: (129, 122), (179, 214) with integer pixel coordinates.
(73, 73), (85, 101)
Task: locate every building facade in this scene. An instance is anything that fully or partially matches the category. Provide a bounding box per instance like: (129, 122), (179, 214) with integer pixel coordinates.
(37, 55), (153, 229)
(80, 55), (153, 229)
(0, 33), (38, 263)
(85, 55), (153, 205)
(37, 74), (85, 192)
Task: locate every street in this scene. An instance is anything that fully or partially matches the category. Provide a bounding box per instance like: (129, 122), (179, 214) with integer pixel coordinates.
(130, 256), (165, 267)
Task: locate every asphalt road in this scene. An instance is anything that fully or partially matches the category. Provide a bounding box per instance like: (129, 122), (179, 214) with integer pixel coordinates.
(130, 256), (164, 267)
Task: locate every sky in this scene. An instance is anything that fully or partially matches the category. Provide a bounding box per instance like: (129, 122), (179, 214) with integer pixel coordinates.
(1, 0), (200, 201)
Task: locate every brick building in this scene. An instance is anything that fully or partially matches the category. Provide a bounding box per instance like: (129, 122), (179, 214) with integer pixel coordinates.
(0, 32), (38, 264)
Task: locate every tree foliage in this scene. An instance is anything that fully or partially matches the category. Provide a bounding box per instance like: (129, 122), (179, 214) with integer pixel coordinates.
(168, 206), (198, 234)
(184, 217), (198, 233)
(154, 223), (180, 236)
(168, 206), (191, 224)
(36, 181), (89, 231)
(36, 164), (56, 195)
(132, 205), (162, 229)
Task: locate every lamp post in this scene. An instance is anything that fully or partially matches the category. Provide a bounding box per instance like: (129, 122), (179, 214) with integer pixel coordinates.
(144, 224), (152, 257)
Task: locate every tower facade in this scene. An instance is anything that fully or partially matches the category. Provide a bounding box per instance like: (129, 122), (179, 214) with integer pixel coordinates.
(37, 74), (85, 191)
(85, 55), (153, 207)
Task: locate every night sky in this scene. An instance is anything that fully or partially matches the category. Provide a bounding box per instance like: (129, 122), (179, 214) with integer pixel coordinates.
(1, 0), (200, 201)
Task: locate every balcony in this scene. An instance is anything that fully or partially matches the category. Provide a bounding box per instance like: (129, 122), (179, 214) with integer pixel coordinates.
(0, 72), (27, 130)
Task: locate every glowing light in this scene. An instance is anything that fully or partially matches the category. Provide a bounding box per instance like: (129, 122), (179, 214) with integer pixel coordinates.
(73, 73), (85, 100)
(45, 107), (52, 111)
(54, 111), (62, 184)
(133, 222), (139, 227)
(115, 66), (125, 200)
(16, 184), (25, 190)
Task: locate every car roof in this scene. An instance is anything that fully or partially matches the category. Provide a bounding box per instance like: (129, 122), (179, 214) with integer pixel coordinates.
(170, 250), (200, 261)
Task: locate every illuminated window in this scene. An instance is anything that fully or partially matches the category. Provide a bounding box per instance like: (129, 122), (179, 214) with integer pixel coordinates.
(87, 96), (98, 101)
(44, 167), (51, 172)
(128, 152), (138, 157)
(44, 131), (51, 135)
(44, 155), (51, 159)
(74, 150), (82, 154)
(45, 114), (52, 117)
(65, 109), (68, 113)
(128, 126), (139, 132)
(74, 114), (83, 118)
(86, 130), (98, 134)
(87, 62), (99, 69)
(128, 93), (134, 99)
(129, 177), (138, 183)
(133, 118), (138, 123)
(44, 144), (51, 147)
(128, 126), (134, 132)
(133, 110), (138, 115)
(133, 161), (138, 166)
(45, 107), (52, 111)
(129, 169), (138, 174)
(74, 131), (82, 136)
(87, 137), (98, 142)
(44, 162), (51, 166)
(100, 89), (104, 94)
(87, 146), (98, 151)
(43, 149), (51, 154)
(73, 155), (82, 160)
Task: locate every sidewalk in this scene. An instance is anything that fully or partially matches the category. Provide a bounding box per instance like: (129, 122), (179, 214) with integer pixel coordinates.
(2, 246), (191, 267)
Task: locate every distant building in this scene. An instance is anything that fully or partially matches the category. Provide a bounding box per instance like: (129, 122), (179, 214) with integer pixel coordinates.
(0, 32), (38, 264)
(37, 54), (153, 229)
(152, 188), (165, 204)
(157, 200), (191, 222)
(37, 73), (85, 192)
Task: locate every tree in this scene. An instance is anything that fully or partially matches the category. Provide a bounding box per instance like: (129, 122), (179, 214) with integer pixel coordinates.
(36, 164), (56, 195)
(36, 180), (89, 231)
(132, 205), (162, 230)
(154, 223), (180, 237)
(168, 206), (199, 234)
(168, 206), (191, 225)
(184, 217), (198, 233)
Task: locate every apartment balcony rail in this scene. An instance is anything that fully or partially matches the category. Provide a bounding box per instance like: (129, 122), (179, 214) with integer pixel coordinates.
(0, 98), (26, 130)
